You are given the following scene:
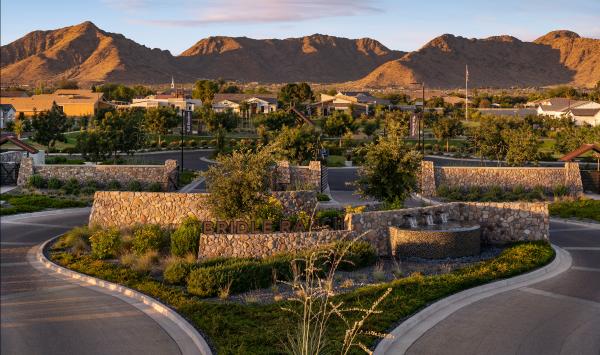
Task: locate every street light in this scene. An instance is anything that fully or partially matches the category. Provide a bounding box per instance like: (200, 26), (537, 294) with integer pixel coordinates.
(410, 82), (425, 156)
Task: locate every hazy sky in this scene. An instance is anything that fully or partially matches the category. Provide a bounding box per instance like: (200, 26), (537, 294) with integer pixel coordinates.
(2, 0), (599, 55)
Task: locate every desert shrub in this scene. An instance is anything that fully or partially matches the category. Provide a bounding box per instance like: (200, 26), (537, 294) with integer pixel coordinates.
(107, 180), (121, 190)
(163, 258), (194, 284)
(169, 141), (180, 148)
(253, 196), (284, 227)
(159, 141), (168, 148)
(54, 226), (93, 250)
(89, 228), (121, 259)
(170, 217), (201, 257)
(132, 250), (160, 273)
(315, 209), (344, 229)
(81, 186), (96, 195)
(334, 241), (377, 271)
(47, 177), (63, 189)
(132, 225), (166, 255)
(62, 178), (80, 195)
(553, 185), (569, 198)
(127, 180), (143, 192)
(147, 182), (163, 192)
(187, 139), (198, 147)
(28, 175), (46, 188)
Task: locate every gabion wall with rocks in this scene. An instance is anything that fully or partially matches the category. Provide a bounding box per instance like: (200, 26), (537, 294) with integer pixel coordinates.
(17, 157), (179, 191)
(275, 160), (325, 191)
(89, 190), (318, 228)
(198, 230), (356, 258)
(420, 161), (583, 196)
(389, 225), (481, 259)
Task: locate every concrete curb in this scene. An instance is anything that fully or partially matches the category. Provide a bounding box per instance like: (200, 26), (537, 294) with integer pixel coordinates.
(374, 244), (571, 355)
(34, 237), (213, 355)
(550, 217), (600, 228)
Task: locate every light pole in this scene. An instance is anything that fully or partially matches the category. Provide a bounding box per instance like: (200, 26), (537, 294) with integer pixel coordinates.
(410, 82), (425, 156)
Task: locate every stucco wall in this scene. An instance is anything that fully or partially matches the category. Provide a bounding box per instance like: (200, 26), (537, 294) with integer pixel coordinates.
(420, 161), (583, 196)
(17, 157), (179, 190)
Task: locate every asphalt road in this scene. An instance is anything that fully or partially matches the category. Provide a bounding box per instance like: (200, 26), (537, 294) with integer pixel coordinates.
(0, 209), (181, 355)
(402, 220), (600, 355)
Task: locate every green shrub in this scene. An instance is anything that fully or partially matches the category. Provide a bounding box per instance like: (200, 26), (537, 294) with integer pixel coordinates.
(316, 193), (330, 202)
(89, 229), (121, 259)
(315, 209), (344, 228)
(171, 217), (201, 257)
(163, 259), (194, 284)
(47, 177), (63, 189)
(132, 225), (166, 255)
(147, 182), (163, 192)
(62, 178), (80, 195)
(553, 185), (569, 198)
(127, 180), (143, 192)
(54, 226), (93, 250)
(81, 186), (96, 195)
(335, 241), (377, 271)
(28, 175), (46, 188)
(107, 180), (121, 190)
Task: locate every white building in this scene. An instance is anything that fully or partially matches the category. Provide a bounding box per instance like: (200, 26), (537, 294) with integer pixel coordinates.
(211, 94), (277, 116)
(566, 108), (600, 126)
(0, 104), (16, 129)
(129, 94), (202, 112)
(534, 98), (600, 118)
(310, 91), (390, 116)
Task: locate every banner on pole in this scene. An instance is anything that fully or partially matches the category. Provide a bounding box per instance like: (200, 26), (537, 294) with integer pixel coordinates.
(409, 115), (419, 139)
(184, 110), (193, 134)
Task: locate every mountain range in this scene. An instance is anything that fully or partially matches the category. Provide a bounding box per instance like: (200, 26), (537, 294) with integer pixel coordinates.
(1, 21), (599, 88)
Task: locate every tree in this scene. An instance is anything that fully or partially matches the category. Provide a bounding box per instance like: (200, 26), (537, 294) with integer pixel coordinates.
(360, 118), (379, 138)
(555, 125), (600, 154)
(322, 111), (355, 146)
(31, 102), (68, 149)
(254, 111), (296, 132)
(55, 79), (79, 90)
(192, 80), (219, 105)
(144, 106), (178, 146)
(13, 117), (24, 139)
(95, 84), (135, 102)
(278, 83), (313, 108)
(503, 126), (541, 166)
(432, 117), (464, 152)
(356, 136), (421, 205)
(199, 109), (238, 151)
(203, 147), (275, 220)
(271, 125), (319, 164)
(383, 111), (410, 138)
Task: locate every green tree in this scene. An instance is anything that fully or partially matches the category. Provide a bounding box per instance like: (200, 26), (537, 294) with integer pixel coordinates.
(432, 117), (464, 152)
(13, 118), (24, 139)
(555, 125), (600, 154)
(503, 126), (541, 166)
(200, 109), (238, 151)
(322, 111), (355, 146)
(144, 106), (178, 146)
(31, 102), (68, 150)
(278, 83), (313, 108)
(254, 111), (296, 132)
(55, 79), (79, 90)
(95, 84), (135, 102)
(271, 125), (319, 164)
(383, 111), (410, 138)
(203, 147), (275, 220)
(356, 136), (421, 205)
(192, 80), (219, 105)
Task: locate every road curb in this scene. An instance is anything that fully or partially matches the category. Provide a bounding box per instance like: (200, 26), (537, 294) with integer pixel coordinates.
(550, 217), (600, 228)
(34, 237), (213, 355)
(374, 244), (571, 354)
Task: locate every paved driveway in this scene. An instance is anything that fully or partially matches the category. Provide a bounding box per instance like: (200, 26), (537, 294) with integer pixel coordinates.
(0, 209), (181, 355)
(400, 220), (600, 355)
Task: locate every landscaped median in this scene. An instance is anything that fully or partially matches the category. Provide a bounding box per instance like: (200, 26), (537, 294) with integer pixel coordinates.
(48, 224), (555, 354)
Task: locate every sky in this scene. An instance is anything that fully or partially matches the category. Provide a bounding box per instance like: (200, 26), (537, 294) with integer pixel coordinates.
(2, 0), (599, 55)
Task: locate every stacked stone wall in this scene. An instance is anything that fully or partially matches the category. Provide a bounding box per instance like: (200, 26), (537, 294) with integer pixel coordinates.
(199, 230), (356, 258)
(17, 158), (179, 190)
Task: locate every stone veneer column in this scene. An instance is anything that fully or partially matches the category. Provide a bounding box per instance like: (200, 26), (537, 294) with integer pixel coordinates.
(420, 160), (436, 197)
(16, 157), (34, 186)
(308, 161), (323, 191)
(164, 159), (179, 191)
(564, 162), (584, 196)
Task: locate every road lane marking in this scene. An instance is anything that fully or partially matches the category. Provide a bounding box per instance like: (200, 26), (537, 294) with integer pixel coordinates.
(520, 287), (600, 308)
(571, 266), (600, 273)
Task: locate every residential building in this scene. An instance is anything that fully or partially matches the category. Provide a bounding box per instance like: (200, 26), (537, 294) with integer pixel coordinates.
(0, 90), (112, 117)
(533, 98), (600, 118)
(211, 94), (277, 116)
(309, 91), (389, 116)
(0, 104), (16, 129)
(565, 108), (600, 126)
(129, 94), (202, 111)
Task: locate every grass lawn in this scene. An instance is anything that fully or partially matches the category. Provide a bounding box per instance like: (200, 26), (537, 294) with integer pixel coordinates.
(0, 194), (89, 216)
(549, 199), (600, 222)
(51, 241), (553, 354)
(326, 155), (346, 167)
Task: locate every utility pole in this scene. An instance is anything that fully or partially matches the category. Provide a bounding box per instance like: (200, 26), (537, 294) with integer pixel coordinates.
(410, 81), (426, 156)
(465, 64), (469, 121)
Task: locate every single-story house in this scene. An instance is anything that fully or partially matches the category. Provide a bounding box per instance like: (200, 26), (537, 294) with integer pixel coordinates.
(309, 91), (390, 116)
(211, 94), (277, 116)
(0, 104), (17, 129)
(0, 90), (113, 117)
(533, 98), (600, 118)
(129, 94), (202, 112)
(565, 108), (600, 126)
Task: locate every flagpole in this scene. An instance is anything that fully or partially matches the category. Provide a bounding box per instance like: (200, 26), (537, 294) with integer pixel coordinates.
(465, 64), (469, 121)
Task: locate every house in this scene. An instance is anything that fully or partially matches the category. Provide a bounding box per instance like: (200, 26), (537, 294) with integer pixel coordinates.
(129, 94), (202, 111)
(565, 108), (600, 126)
(0, 90), (113, 117)
(534, 98), (600, 118)
(0, 104), (16, 129)
(309, 91), (389, 116)
(211, 94), (277, 116)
